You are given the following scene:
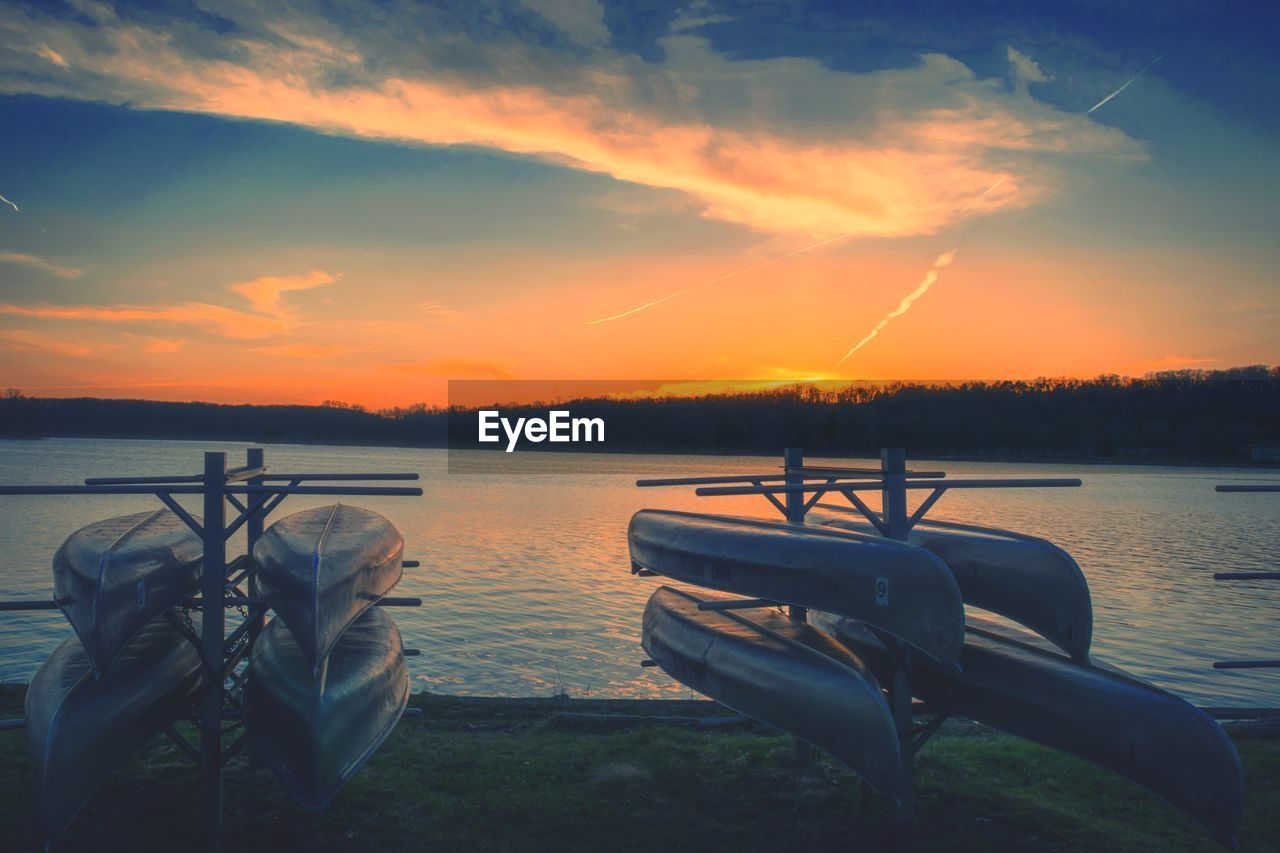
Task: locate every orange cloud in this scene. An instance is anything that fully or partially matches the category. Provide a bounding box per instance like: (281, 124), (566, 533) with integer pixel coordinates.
(230, 270), (337, 314)
(253, 342), (366, 358)
(390, 357), (512, 379)
(0, 302), (285, 338)
(0, 328), (92, 357)
(417, 301), (465, 325)
(121, 333), (186, 354)
(3, 6), (1139, 238)
(0, 251), (84, 279)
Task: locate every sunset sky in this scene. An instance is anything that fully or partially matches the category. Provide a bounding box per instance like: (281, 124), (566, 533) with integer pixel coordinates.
(0, 1), (1277, 407)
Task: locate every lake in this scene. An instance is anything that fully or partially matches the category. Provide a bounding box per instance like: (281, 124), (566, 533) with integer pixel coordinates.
(1, 438), (1278, 708)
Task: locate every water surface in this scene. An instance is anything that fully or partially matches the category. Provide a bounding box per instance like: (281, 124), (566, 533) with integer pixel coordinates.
(1, 438), (1277, 707)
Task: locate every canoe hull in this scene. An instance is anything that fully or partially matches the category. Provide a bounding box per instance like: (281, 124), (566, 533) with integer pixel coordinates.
(25, 616), (206, 844)
(245, 607), (409, 810)
(630, 509), (964, 665)
(814, 510), (1092, 660)
(642, 586), (902, 800)
(812, 612), (1244, 847)
(253, 504), (404, 675)
(53, 509), (203, 674)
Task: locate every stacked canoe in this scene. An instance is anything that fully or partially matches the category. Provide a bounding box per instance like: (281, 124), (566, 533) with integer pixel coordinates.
(28, 509), (208, 844)
(246, 503), (410, 810)
(24, 502), (411, 845)
(629, 507), (1245, 847)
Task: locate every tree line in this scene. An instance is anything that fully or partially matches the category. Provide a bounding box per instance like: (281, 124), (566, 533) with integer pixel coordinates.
(2, 367), (1277, 462)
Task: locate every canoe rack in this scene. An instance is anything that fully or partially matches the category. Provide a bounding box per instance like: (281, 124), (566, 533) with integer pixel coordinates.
(636, 446), (1081, 824)
(0, 447), (423, 839)
(1212, 483), (1280, 672)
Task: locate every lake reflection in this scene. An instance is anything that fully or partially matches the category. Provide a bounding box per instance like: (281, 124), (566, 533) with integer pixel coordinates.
(1, 438), (1277, 707)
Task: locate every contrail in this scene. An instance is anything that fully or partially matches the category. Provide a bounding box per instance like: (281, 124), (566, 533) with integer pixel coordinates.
(0, 193), (18, 213)
(1087, 55), (1162, 114)
(588, 55), (1158, 332)
(833, 176), (999, 364)
(584, 288), (691, 326)
(958, 177), (1005, 213)
(582, 207), (922, 326)
(837, 249), (957, 365)
(583, 239), (834, 325)
(837, 55), (1161, 366)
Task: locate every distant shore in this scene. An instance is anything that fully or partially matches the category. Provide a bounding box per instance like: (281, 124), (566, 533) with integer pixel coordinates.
(3, 374), (1278, 468)
(2, 432), (1277, 471)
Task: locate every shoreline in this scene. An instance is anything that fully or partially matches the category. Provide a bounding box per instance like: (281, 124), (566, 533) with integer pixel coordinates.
(1, 433), (1277, 471)
(1, 685), (1274, 723)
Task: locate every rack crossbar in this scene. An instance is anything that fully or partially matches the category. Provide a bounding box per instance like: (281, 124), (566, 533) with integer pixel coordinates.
(787, 465), (946, 479)
(3, 485), (421, 496)
(0, 599), (58, 611)
(695, 477), (1082, 497)
(636, 467), (946, 488)
(82, 471), (420, 486)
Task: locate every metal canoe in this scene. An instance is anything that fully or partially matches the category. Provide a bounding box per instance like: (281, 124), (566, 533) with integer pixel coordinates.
(813, 510), (1093, 660)
(53, 508), (203, 675)
(811, 612), (1244, 848)
(643, 586), (903, 801)
(25, 615), (207, 846)
(245, 606), (409, 811)
(630, 509), (964, 666)
(253, 504), (404, 675)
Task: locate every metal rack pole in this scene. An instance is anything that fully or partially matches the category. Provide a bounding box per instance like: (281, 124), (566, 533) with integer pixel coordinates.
(879, 448), (916, 824)
(200, 451), (227, 837)
(782, 449), (814, 765)
(783, 448), (809, 627)
(245, 448), (266, 653)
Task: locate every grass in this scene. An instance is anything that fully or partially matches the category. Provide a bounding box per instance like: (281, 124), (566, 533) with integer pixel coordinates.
(1, 687), (1276, 852)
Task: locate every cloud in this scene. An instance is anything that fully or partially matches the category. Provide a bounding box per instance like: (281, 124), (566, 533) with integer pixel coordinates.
(390, 357), (512, 378)
(523, 0), (608, 46)
(230, 270), (337, 314)
(121, 332), (186, 354)
(35, 43), (67, 67)
(0, 250), (84, 279)
(417, 301), (466, 325)
(0, 266), (339, 343)
(1007, 46), (1048, 88)
(0, 2), (1141, 239)
(0, 301), (285, 338)
(253, 342), (366, 358)
(0, 328), (92, 357)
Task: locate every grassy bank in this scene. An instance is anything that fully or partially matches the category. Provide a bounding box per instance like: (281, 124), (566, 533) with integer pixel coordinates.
(1, 688), (1276, 852)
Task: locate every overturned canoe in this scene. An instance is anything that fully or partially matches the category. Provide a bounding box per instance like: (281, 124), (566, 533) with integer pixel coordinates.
(245, 607), (409, 810)
(630, 509), (964, 666)
(25, 615), (206, 846)
(53, 508), (203, 675)
(253, 504), (404, 675)
(643, 586), (902, 800)
(813, 508), (1092, 660)
(812, 612), (1244, 848)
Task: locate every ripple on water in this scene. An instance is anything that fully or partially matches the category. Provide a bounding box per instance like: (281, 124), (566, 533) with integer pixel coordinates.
(0, 439), (1277, 706)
